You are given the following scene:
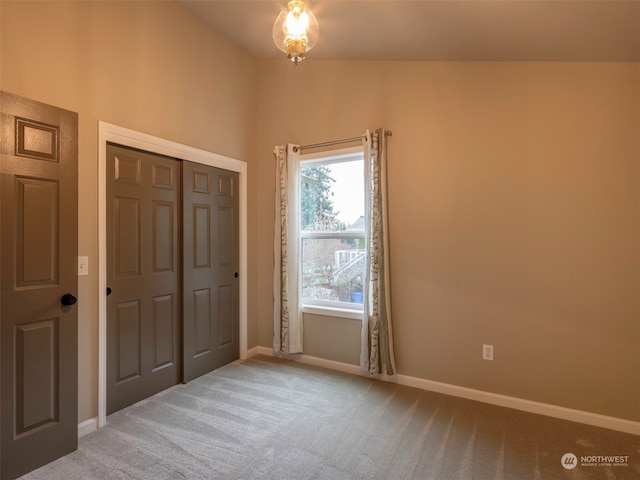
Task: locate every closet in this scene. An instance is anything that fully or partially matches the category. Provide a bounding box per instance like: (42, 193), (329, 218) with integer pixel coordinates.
(106, 143), (239, 414)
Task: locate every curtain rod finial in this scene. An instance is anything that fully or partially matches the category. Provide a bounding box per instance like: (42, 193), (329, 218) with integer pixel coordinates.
(385, 130), (393, 137)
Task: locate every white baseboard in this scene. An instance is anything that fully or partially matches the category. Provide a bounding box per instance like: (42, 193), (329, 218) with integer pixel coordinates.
(246, 346), (639, 436)
(391, 373), (639, 436)
(245, 345), (272, 358)
(296, 352), (362, 376)
(78, 417), (98, 438)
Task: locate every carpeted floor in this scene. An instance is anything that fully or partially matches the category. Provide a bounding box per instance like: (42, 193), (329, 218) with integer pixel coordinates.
(20, 356), (640, 479)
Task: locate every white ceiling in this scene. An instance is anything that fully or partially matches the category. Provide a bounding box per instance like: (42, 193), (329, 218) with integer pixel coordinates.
(178, 0), (640, 62)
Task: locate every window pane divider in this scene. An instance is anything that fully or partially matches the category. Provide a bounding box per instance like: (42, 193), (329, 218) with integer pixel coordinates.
(300, 231), (364, 239)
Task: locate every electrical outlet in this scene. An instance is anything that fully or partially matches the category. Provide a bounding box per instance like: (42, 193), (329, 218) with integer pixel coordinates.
(483, 344), (494, 361)
(78, 256), (89, 276)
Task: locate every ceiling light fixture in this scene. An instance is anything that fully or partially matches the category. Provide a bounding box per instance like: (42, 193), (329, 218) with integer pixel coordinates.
(272, 0), (319, 66)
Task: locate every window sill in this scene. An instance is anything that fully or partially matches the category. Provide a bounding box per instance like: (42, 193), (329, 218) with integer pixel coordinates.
(302, 305), (363, 321)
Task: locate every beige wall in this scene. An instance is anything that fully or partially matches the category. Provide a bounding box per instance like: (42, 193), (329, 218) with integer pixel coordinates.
(303, 314), (361, 366)
(2, 0), (638, 426)
(0, 0), (258, 422)
(256, 61), (640, 422)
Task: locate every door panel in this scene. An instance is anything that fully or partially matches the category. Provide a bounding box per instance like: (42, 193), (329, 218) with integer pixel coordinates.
(16, 178), (59, 285)
(152, 294), (175, 370)
(217, 284), (233, 346)
(115, 196), (141, 275)
(16, 318), (58, 434)
(214, 174), (238, 359)
(194, 204), (211, 267)
(183, 162), (239, 382)
(0, 91), (78, 480)
(194, 288), (212, 356)
(115, 300), (141, 383)
(107, 144), (181, 414)
(153, 203), (174, 272)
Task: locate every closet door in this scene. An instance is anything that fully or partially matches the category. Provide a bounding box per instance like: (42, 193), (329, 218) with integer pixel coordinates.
(106, 144), (181, 414)
(182, 161), (239, 382)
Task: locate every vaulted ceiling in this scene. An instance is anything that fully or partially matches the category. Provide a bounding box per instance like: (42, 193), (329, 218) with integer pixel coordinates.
(178, 0), (640, 62)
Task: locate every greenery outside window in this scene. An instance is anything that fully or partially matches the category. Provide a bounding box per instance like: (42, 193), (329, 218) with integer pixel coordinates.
(299, 146), (365, 315)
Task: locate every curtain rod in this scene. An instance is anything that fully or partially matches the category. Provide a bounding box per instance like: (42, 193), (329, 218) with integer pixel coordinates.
(293, 130), (392, 153)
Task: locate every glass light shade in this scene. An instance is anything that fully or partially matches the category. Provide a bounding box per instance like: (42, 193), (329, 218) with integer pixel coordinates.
(272, 0), (319, 65)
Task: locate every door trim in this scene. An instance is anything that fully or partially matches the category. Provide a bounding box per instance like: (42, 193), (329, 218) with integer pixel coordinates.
(97, 121), (247, 428)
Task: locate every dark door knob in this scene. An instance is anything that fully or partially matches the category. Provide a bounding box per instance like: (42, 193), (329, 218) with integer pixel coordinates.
(61, 293), (77, 306)
(234, 272), (239, 278)
(106, 287), (112, 296)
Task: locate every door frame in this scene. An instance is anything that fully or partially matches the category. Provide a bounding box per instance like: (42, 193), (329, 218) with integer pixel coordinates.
(97, 121), (247, 428)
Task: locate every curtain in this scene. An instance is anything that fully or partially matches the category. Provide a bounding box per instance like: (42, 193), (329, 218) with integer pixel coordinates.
(273, 144), (303, 354)
(361, 129), (396, 375)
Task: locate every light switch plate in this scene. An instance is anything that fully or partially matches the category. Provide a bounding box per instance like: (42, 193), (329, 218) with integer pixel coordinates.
(78, 256), (89, 276)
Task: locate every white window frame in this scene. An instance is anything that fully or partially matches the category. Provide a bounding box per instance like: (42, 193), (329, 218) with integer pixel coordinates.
(299, 146), (365, 320)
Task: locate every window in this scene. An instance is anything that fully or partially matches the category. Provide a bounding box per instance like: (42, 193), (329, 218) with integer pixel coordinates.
(299, 146), (365, 316)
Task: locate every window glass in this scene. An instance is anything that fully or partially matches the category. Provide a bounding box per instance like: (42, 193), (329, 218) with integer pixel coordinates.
(301, 237), (365, 304)
(300, 160), (364, 232)
(300, 155), (365, 309)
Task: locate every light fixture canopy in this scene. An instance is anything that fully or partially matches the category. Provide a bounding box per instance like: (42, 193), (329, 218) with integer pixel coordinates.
(272, 0), (319, 65)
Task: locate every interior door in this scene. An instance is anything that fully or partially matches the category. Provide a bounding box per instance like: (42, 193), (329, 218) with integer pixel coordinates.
(182, 161), (239, 382)
(106, 143), (181, 414)
(0, 91), (78, 480)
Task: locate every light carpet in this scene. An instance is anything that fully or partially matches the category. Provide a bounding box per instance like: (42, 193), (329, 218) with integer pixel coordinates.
(20, 356), (640, 479)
